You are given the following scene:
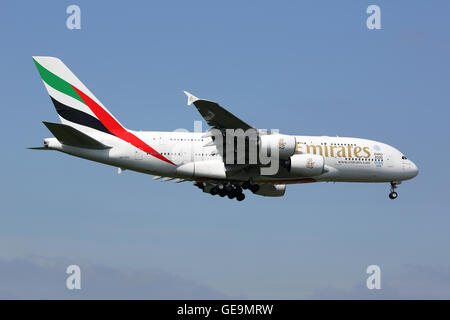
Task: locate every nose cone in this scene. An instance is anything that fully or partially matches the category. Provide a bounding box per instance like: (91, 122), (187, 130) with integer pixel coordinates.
(409, 161), (419, 178)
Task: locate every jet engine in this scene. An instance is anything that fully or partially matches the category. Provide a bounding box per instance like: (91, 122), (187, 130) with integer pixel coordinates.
(258, 134), (296, 159)
(253, 184), (286, 197)
(282, 154), (324, 177)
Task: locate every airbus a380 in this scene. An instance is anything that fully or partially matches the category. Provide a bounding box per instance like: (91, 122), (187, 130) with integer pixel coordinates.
(30, 57), (418, 201)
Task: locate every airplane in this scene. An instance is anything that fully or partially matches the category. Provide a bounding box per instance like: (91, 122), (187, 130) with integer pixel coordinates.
(30, 56), (418, 201)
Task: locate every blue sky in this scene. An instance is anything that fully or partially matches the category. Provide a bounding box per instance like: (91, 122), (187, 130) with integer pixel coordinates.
(0, 0), (449, 299)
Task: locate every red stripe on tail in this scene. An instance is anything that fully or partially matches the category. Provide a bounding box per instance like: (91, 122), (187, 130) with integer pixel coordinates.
(71, 85), (175, 166)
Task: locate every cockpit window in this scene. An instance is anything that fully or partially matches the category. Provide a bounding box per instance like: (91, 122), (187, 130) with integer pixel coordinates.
(402, 155), (407, 160)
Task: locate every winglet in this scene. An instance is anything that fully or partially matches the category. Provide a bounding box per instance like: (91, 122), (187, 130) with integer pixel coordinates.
(183, 91), (199, 106)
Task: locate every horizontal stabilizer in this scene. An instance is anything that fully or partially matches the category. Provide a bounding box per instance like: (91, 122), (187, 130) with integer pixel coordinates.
(28, 146), (50, 150)
(43, 121), (111, 149)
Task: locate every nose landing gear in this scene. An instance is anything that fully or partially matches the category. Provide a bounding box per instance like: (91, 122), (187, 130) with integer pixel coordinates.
(389, 191), (398, 199)
(389, 182), (399, 199)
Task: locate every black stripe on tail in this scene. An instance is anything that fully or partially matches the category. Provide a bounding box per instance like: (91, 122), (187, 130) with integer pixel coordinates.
(49, 96), (112, 135)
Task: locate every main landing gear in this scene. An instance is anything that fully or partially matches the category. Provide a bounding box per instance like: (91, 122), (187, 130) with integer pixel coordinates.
(201, 180), (260, 201)
(241, 181), (260, 193)
(389, 181), (399, 200)
(210, 183), (246, 201)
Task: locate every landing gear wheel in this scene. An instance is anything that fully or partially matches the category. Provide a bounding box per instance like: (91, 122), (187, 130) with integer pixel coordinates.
(389, 192), (398, 200)
(219, 189), (227, 197)
(194, 182), (204, 191)
(236, 193), (245, 201)
(210, 186), (219, 196)
(241, 181), (250, 190)
(227, 191), (236, 199)
(389, 181), (399, 200)
(249, 184), (259, 193)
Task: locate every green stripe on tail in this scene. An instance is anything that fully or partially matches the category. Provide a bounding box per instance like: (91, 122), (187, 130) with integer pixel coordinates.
(33, 58), (84, 104)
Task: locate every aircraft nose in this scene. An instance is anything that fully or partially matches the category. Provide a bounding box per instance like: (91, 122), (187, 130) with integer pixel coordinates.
(409, 161), (419, 178)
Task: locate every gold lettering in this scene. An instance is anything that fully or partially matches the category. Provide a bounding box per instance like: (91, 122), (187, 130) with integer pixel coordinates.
(347, 145), (353, 158)
(329, 145), (336, 157)
(297, 142), (305, 154)
(336, 146), (346, 158)
(354, 146), (362, 158)
(323, 145), (329, 157)
(306, 145), (323, 155)
(363, 147), (371, 158)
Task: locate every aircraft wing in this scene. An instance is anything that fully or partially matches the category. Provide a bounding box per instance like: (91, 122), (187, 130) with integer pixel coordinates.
(184, 91), (253, 131)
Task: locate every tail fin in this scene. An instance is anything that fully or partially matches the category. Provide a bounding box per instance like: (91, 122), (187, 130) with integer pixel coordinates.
(33, 56), (122, 136)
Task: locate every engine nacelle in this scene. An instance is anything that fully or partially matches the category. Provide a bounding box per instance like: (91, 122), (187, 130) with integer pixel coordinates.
(259, 134), (296, 159)
(176, 160), (226, 179)
(254, 184), (286, 197)
(284, 154), (324, 177)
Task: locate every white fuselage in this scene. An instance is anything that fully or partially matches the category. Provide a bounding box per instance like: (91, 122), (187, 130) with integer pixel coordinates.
(43, 130), (419, 185)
